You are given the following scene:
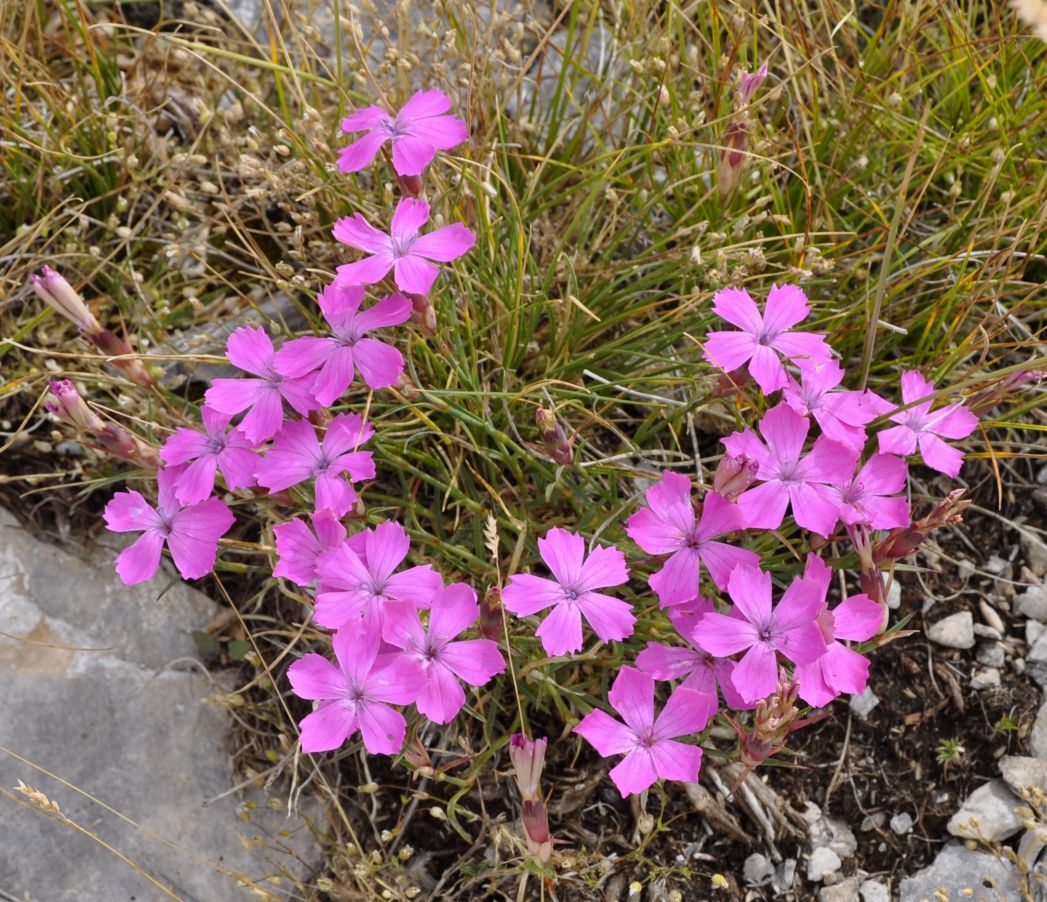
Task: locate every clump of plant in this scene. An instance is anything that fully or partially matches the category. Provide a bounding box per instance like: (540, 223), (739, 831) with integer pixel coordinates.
(26, 82), (1001, 876)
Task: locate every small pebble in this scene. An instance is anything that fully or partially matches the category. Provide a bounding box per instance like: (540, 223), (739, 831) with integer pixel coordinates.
(890, 812), (913, 835)
(973, 624), (1003, 640)
(859, 880), (889, 902)
(807, 847), (842, 882)
(975, 642), (1005, 668)
(979, 600), (1005, 633)
(887, 581), (901, 610)
(970, 668), (1001, 690)
(927, 611), (975, 649)
(849, 686), (880, 721)
(860, 812), (887, 832)
(743, 853), (774, 886)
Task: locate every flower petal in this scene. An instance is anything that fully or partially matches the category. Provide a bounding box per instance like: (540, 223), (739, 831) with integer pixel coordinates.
(114, 530), (165, 585)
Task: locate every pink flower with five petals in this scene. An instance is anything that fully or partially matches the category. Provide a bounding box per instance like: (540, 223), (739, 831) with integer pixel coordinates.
(333, 198), (475, 296)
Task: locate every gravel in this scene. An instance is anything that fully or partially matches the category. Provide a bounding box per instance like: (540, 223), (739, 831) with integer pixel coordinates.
(927, 610), (976, 649)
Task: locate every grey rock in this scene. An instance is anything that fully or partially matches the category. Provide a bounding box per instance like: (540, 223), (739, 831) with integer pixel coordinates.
(889, 812), (913, 835)
(850, 686), (881, 720)
(947, 779), (1024, 841)
(1029, 620), (1047, 646)
(927, 611), (975, 649)
(976, 642), (1006, 668)
(970, 668), (1002, 690)
(898, 841), (1021, 901)
(1028, 634), (1047, 687)
(773, 858), (798, 894)
(1021, 531), (1047, 577)
(0, 509), (319, 901)
(861, 812), (887, 832)
(743, 852), (775, 886)
(1030, 695), (1047, 758)
(807, 846), (842, 882)
(809, 816), (858, 860)
(858, 879), (889, 902)
(1017, 585), (1047, 623)
(1000, 755), (1047, 796)
(818, 876), (859, 902)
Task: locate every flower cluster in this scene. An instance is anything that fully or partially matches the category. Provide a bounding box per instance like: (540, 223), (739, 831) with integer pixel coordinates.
(91, 88), (497, 753)
(502, 283), (978, 797)
(41, 86), (985, 827)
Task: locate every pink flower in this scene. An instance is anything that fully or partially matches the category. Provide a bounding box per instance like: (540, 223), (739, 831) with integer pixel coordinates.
(272, 510), (347, 586)
(739, 62), (769, 103)
(722, 403), (859, 537)
(877, 371), (978, 477)
(275, 283), (412, 405)
(314, 520), (442, 630)
(383, 583), (505, 724)
(159, 406), (258, 504)
(332, 198), (475, 296)
(625, 472), (759, 605)
(573, 666), (715, 796)
(830, 454), (910, 530)
(337, 89), (468, 177)
(502, 528), (634, 657)
(782, 359), (880, 451)
(692, 565), (827, 703)
(287, 629), (424, 755)
(103, 468), (234, 585)
(204, 325), (319, 444)
(790, 557), (883, 707)
(255, 414), (375, 518)
(704, 284), (833, 394)
(635, 601), (751, 712)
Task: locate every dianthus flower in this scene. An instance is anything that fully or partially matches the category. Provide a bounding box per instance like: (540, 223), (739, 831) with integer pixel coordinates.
(722, 403), (859, 537)
(204, 325), (318, 444)
(692, 564), (827, 703)
(382, 583), (505, 723)
(159, 406), (258, 504)
(333, 198), (475, 296)
(313, 520), (442, 629)
(877, 371), (978, 477)
(337, 88), (468, 176)
(287, 629), (424, 755)
(704, 284), (833, 394)
(789, 557), (883, 707)
(255, 414), (375, 518)
(275, 283), (411, 404)
(103, 467), (234, 585)
(502, 528), (634, 656)
(272, 510), (347, 587)
(574, 666), (715, 796)
(625, 471), (758, 605)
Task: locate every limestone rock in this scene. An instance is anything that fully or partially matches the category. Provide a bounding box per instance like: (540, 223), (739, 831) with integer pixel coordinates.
(807, 846), (842, 882)
(927, 611), (975, 649)
(947, 779), (1023, 842)
(898, 841), (1021, 901)
(0, 509), (320, 900)
(1000, 755), (1047, 796)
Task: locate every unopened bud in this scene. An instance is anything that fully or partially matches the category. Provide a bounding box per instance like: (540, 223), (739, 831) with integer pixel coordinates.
(509, 734), (547, 801)
(521, 798), (552, 862)
(47, 381), (104, 432)
(408, 293), (437, 337)
(478, 586), (502, 641)
(96, 423), (160, 469)
(30, 267), (102, 334)
(535, 407), (573, 466)
(712, 453), (758, 501)
(738, 62), (769, 104)
(396, 172), (423, 198)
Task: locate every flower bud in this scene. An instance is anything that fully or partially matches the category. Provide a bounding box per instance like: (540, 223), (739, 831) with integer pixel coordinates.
(478, 586), (502, 641)
(46, 381), (104, 432)
(396, 172), (423, 198)
(30, 267), (102, 334)
(521, 799), (552, 863)
(712, 453), (758, 501)
(408, 293), (436, 337)
(90, 328), (156, 389)
(535, 407), (573, 466)
(509, 734), (547, 801)
(738, 62), (769, 104)
(96, 423), (160, 469)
